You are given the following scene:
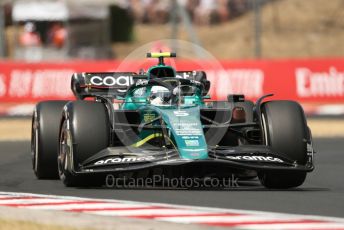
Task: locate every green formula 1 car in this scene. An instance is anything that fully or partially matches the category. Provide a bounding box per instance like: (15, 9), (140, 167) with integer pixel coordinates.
(31, 52), (314, 188)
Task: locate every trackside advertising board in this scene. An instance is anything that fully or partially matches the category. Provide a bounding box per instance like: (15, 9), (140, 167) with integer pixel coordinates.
(0, 59), (343, 103)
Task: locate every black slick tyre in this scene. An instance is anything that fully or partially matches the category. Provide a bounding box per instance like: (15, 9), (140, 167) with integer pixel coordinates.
(31, 101), (68, 179)
(259, 100), (308, 189)
(58, 101), (110, 187)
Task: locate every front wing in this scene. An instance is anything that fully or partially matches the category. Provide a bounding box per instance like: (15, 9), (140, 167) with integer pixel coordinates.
(72, 145), (314, 176)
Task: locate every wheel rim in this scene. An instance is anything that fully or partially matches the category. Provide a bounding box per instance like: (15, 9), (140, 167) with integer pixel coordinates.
(58, 119), (73, 178)
(34, 127), (38, 171)
(261, 113), (269, 146)
(31, 113), (39, 172)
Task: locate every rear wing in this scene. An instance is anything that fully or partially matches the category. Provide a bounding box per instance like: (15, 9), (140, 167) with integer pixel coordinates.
(71, 71), (210, 100)
(71, 72), (146, 99)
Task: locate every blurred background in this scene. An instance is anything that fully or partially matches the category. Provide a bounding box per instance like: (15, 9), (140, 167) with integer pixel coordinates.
(0, 0), (343, 117)
(0, 0), (343, 60)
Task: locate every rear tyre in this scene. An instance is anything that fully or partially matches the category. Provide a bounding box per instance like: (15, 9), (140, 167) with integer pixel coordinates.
(259, 100), (308, 189)
(58, 101), (110, 187)
(31, 101), (68, 179)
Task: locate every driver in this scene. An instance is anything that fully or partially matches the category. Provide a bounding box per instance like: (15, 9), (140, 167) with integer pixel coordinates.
(150, 86), (171, 105)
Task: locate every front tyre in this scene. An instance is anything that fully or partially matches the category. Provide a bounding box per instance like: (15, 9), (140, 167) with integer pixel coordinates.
(259, 100), (308, 189)
(58, 101), (110, 187)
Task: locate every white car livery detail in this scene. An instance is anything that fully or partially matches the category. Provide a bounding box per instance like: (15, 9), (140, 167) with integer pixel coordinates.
(94, 156), (155, 165)
(226, 155), (284, 163)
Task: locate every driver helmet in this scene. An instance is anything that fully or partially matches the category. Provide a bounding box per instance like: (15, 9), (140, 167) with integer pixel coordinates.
(150, 86), (171, 105)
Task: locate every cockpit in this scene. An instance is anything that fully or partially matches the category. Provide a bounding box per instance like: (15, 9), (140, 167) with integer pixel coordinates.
(148, 84), (199, 106)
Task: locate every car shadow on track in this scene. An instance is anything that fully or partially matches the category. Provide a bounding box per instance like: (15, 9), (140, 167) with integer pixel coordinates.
(74, 179), (330, 192)
(76, 186), (330, 192)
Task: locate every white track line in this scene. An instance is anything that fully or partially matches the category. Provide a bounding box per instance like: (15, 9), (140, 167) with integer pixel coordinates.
(87, 209), (208, 216)
(1, 191), (344, 230)
(156, 215), (307, 223)
(27, 203), (152, 210)
(0, 198), (71, 205)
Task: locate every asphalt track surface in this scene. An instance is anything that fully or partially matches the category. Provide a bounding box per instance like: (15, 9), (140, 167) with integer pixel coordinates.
(0, 138), (343, 218)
